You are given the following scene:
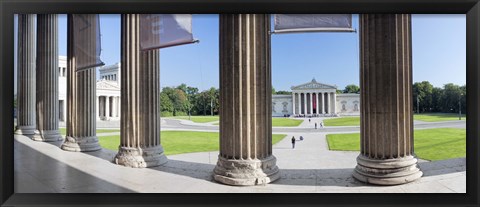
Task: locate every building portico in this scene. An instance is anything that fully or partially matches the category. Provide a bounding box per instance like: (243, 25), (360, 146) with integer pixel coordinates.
(291, 78), (337, 116)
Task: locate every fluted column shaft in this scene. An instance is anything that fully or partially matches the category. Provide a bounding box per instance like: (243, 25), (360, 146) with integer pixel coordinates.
(15, 14), (37, 135)
(114, 14), (167, 168)
(214, 14), (279, 186)
(315, 92), (319, 115)
(62, 14), (101, 152)
(32, 14), (62, 142)
(353, 14), (422, 185)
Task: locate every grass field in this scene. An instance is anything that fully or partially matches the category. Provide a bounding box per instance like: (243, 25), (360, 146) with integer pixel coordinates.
(59, 128), (120, 136)
(189, 116), (304, 127)
(414, 113), (466, 122)
(323, 117), (360, 126)
(171, 116), (219, 123)
(272, 118), (304, 127)
(326, 128), (466, 161)
(99, 131), (287, 155)
(323, 113), (466, 126)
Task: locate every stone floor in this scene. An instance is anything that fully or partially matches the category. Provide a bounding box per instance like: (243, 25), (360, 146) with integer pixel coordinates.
(14, 119), (466, 193)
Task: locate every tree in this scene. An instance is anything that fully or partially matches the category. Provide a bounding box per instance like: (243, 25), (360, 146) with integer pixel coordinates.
(343, 84), (360, 94)
(442, 83), (462, 113)
(276, 90), (292, 95)
(272, 87), (276, 94)
(160, 92), (173, 113)
(431, 87), (443, 112)
(413, 81), (433, 113)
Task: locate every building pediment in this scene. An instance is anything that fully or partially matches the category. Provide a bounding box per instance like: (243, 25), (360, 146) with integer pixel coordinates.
(291, 78), (337, 90)
(96, 80), (120, 90)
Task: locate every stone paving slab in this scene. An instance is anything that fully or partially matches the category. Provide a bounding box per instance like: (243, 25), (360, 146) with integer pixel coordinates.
(14, 132), (466, 193)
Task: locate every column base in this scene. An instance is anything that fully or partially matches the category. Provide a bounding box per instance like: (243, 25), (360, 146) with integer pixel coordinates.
(213, 155), (280, 186)
(61, 136), (102, 152)
(14, 125), (36, 135)
(31, 130), (63, 142)
(114, 145), (168, 168)
(353, 154), (423, 185)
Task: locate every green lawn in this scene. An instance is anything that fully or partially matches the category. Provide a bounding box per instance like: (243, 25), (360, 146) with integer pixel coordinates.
(414, 113), (466, 122)
(171, 116), (219, 123)
(99, 131), (287, 155)
(326, 128), (466, 161)
(323, 117), (360, 126)
(323, 113), (466, 126)
(59, 128), (120, 136)
(272, 118), (303, 127)
(203, 117), (304, 127)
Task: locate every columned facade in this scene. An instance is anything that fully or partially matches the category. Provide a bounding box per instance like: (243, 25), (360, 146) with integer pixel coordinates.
(32, 14), (62, 142)
(214, 14), (280, 186)
(15, 14), (37, 135)
(61, 14), (101, 152)
(353, 14), (422, 185)
(114, 14), (167, 168)
(290, 79), (337, 116)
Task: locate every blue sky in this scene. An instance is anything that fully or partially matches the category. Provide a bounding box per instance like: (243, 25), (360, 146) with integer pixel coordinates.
(14, 14), (466, 93)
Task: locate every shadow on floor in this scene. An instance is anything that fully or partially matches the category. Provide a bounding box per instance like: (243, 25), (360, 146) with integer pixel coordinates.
(15, 135), (467, 190)
(14, 138), (136, 193)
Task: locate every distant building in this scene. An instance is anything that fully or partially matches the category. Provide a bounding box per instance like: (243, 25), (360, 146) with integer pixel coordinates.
(272, 79), (360, 117)
(58, 56), (121, 121)
(58, 59), (359, 119)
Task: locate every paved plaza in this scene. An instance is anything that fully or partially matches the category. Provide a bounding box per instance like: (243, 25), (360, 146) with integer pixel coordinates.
(15, 118), (466, 193)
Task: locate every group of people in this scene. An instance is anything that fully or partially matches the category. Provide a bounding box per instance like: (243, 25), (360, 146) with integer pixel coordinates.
(309, 119), (323, 129)
(291, 119), (326, 149)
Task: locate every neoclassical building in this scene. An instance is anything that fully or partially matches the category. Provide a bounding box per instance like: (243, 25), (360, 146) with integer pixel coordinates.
(58, 56), (121, 122)
(272, 79), (360, 117)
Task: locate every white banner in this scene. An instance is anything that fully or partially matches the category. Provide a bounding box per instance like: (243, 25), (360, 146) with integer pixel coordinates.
(140, 14), (195, 51)
(73, 14), (104, 71)
(273, 14), (354, 33)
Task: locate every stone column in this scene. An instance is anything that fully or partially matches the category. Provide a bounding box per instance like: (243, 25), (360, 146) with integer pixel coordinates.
(96, 96), (100, 120)
(15, 14), (37, 135)
(318, 93), (325, 114)
(292, 93), (296, 115)
(105, 96), (110, 119)
(111, 96), (115, 117)
(32, 14), (62, 142)
(308, 93), (313, 115)
(61, 14), (101, 152)
(316, 92), (319, 115)
(297, 93), (301, 115)
(117, 96), (121, 118)
(303, 93), (307, 115)
(324, 93), (328, 114)
(332, 92), (337, 114)
(114, 14), (167, 168)
(214, 14), (279, 186)
(353, 14), (422, 185)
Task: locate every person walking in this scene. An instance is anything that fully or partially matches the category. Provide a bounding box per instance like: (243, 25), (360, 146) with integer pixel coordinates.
(320, 122), (324, 128)
(309, 118), (311, 123)
(291, 136), (296, 149)
(315, 122), (317, 129)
